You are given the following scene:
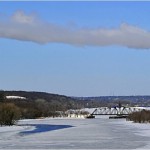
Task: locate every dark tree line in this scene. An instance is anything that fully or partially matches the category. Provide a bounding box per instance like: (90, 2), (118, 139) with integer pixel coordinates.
(127, 110), (150, 123)
(0, 91), (89, 125)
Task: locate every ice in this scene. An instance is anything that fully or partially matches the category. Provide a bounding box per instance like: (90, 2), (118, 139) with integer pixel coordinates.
(0, 117), (150, 149)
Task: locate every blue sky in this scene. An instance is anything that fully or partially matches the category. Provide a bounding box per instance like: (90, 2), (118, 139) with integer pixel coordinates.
(1, 1), (150, 96)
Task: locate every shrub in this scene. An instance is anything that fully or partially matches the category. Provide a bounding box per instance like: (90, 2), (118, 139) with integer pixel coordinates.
(127, 110), (150, 123)
(0, 103), (21, 126)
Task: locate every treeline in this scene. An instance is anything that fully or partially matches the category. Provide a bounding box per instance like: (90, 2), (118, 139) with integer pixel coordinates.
(2, 90), (114, 109)
(0, 90), (87, 125)
(127, 110), (150, 123)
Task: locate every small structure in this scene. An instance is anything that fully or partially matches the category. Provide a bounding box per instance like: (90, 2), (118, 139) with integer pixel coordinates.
(66, 109), (89, 118)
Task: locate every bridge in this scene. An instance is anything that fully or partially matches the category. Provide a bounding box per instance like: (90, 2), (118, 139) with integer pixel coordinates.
(91, 106), (144, 116)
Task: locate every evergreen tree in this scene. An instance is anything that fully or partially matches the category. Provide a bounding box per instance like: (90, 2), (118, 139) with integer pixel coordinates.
(0, 91), (5, 103)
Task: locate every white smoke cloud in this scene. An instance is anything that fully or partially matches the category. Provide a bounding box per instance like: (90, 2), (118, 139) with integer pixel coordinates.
(0, 10), (150, 49)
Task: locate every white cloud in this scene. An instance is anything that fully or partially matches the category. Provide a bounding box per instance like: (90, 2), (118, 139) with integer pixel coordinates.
(11, 10), (35, 24)
(0, 10), (150, 49)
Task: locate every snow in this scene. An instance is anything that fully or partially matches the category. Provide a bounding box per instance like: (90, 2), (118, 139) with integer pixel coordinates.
(0, 117), (150, 149)
(133, 106), (150, 110)
(6, 96), (26, 99)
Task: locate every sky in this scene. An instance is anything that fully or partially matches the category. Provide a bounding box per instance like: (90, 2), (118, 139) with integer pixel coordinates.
(1, 1), (150, 97)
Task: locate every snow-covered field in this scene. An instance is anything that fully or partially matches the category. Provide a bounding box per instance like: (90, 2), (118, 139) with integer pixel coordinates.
(0, 116), (150, 149)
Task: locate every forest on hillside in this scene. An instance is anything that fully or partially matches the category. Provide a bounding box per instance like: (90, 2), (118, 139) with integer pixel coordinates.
(0, 91), (80, 119)
(1, 90), (150, 125)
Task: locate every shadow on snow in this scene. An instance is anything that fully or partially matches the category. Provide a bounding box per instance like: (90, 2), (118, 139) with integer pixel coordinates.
(19, 124), (73, 136)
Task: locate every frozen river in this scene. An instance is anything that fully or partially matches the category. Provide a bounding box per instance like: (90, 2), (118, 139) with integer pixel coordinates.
(0, 116), (150, 149)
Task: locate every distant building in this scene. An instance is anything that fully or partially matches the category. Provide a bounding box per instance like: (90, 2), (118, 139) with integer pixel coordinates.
(66, 109), (89, 118)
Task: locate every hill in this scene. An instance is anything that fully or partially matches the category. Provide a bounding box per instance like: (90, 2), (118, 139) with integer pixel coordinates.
(0, 90), (83, 119)
(76, 95), (150, 107)
(3, 90), (75, 103)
